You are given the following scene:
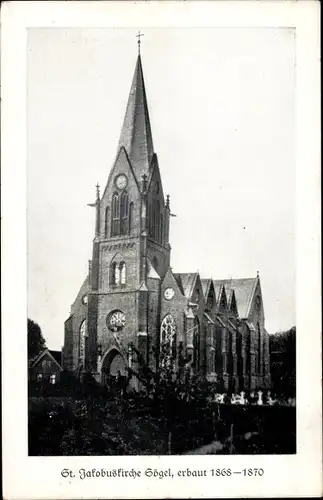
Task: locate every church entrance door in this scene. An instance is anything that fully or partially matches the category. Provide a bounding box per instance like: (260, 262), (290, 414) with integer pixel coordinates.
(101, 348), (127, 386)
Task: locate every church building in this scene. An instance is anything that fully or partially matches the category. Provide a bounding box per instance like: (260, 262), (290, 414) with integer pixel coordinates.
(63, 44), (271, 393)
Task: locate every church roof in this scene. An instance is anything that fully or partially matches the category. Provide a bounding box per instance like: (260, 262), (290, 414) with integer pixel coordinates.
(213, 282), (225, 303)
(213, 277), (258, 319)
(117, 54), (154, 178)
(173, 272), (198, 299)
(226, 288), (234, 307)
(201, 278), (211, 297)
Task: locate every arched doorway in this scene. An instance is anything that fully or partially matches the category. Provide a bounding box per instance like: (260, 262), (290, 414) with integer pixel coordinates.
(101, 348), (127, 385)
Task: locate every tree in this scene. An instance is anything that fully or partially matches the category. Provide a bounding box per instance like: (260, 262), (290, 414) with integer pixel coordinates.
(126, 342), (214, 454)
(28, 318), (46, 360)
(269, 326), (296, 398)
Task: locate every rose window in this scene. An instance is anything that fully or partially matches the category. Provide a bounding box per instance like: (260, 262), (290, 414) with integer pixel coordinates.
(107, 310), (126, 332)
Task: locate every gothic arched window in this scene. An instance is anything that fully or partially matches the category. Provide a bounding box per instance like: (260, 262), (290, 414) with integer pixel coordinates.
(148, 198), (161, 242)
(151, 199), (156, 240)
(79, 319), (88, 364)
(156, 200), (161, 242)
(128, 202), (134, 235)
(120, 191), (129, 235)
(104, 206), (109, 238)
(160, 213), (164, 245)
(111, 191), (129, 237)
(110, 261), (120, 286)
(147, 203), (152, 236)
(193, 316), (200, 370)
(111, 193), (120, 236)
(257, 321), (262, 376)
(160, 314), (177, 370)
(215, 326), (223, 375)
(119, 261), (126, 285)
(245, 325), (251, 382)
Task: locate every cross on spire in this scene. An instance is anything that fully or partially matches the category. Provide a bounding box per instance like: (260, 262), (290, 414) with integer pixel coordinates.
(136, 30), (144, 54)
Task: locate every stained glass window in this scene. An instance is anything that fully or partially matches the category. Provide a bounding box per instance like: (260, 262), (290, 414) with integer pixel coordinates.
(79, 319), (88, 364)
(160, 314), (177, 369)
(120, 262), (126, 285)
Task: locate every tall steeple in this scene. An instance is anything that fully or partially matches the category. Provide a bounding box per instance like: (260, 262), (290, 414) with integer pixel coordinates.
(117, 53), (154, 178)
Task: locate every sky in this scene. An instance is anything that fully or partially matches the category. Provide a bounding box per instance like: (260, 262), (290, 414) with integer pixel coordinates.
(27, 27), (296, 349)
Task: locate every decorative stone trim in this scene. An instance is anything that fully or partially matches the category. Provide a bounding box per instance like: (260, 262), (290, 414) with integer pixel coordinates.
(102, 242), (135, 252)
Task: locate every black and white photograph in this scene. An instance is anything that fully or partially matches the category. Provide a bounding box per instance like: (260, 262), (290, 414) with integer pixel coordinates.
(27, 26), (296, 456)
(2, 2), (321, 499)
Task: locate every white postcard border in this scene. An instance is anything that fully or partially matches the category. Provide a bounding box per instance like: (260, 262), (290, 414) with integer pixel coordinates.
(1, 1), (321, 498)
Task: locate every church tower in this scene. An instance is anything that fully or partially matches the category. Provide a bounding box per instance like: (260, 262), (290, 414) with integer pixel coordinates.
(83, 48), (171, 383)
(63, 39), (270, 394)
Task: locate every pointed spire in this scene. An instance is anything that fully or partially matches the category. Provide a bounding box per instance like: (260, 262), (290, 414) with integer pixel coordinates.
(117, 54), (154, 178)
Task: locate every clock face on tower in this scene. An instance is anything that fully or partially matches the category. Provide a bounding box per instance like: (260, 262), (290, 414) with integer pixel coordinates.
(107, 310), (126, 332)
(164, 287), (175, 301)
(115, 174), (128, 190)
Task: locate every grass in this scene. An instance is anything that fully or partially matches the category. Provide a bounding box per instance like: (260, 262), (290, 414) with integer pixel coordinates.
(28, 395), (296, 456)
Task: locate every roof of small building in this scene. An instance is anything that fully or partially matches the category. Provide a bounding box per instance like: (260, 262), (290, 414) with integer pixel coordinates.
(49, 350), (62, 366)
(30, 348), (63, 371)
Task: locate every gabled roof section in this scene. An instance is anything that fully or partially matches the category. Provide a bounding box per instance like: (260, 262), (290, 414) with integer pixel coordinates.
(218, 286), (228, 313)
(228, 289), (238, 317)
(213, 281), (224, 303)
(117, 54), (154, 179)
(147, 257), (160, 279)
(146, 154), (165, 203)
(30, 348), (63, 371)
(215, 316), (227, 328)
(204, 312), (214, 324)
(173, 273), (198, 300)
(185, 307), (195, 319)
(138, 281), (149, 292)
(226, 288), (234, 307)
(213, 277), (258, 318)
(102, 146), (141, 200)
(49, 350), (62, 366)
(162, 267), (186, 298)
(246, 321), (256, 331)
(201, 278), (211, 297)
(71, 275), (89, 311)
(173, 273), (184, 294)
